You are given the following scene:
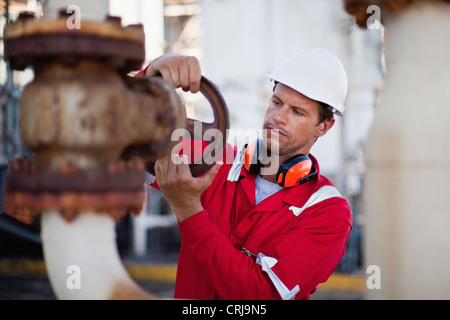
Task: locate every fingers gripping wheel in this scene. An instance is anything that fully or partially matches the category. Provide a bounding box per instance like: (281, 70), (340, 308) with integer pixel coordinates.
(148, 75), (230, 177)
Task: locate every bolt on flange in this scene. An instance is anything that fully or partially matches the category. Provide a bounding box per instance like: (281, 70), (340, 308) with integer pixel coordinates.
(2, 14), (186, 224)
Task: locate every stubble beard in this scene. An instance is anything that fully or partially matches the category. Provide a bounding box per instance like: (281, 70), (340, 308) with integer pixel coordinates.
(262, 135), (309, 158)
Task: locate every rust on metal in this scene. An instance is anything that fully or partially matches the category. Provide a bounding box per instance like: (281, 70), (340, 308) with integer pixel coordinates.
(134, 75), (230, 177)
(4, 190), (145, 224)
(18, 60), (186, 171)
(6, 159), (146, 192)
(4, 14), (145, 72)
(3, 11), (229, 224)
(2, 13), (185, 224)
(120, 76), (187, 165)
(4, 158), (147, 224)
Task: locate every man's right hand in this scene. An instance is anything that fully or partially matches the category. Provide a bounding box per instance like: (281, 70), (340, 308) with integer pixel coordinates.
(144, 54), (202, 94)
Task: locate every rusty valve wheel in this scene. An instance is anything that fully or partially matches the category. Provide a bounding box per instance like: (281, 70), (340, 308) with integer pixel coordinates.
(122, 75), (230, 177)
(174, 76), (230, 177)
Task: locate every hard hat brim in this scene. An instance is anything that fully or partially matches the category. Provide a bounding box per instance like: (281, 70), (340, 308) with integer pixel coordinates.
(266, 75), (345, 117)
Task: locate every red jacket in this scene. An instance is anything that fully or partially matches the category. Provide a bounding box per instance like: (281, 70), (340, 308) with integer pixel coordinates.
(137, 68), (352, 299)
(151, 143), (352, 300)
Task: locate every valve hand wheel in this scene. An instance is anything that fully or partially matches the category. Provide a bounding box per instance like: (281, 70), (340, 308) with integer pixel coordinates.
(147, 75), (230, 177)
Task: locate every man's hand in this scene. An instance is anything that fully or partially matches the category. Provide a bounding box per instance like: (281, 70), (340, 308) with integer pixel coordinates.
(145, 54), (202, 93)
(155, 154), (223, 222)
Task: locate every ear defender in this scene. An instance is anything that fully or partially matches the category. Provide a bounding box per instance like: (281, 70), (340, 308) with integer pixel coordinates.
(244, 139), (261, 175)
(276, 155), (317, 188)
(244, 139), (317, 187)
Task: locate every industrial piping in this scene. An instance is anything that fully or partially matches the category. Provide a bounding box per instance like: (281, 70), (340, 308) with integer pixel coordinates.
(3, 0), (229, 299)
(345, 0), (450, 299)
(41, 210), (156, 300)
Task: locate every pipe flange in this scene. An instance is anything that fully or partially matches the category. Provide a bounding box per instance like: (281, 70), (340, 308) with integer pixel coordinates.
(4, 14), (145, 72)
(4, 158), (147, 224)
(6, 158), (146, 192)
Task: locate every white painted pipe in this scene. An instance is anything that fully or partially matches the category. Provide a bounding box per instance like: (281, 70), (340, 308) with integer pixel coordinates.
(41, 0), (109, 21)
(33, 0), (158, 301)
(364, 1), (450, 299)
(41, 211), (156, 300)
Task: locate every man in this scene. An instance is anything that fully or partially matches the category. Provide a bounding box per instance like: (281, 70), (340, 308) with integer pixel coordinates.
(139, 48), (352, 300)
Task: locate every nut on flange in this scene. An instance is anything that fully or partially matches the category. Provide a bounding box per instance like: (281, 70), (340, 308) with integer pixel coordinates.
(4, 13), (145, 72)
(2, 12), (188, 225)
(4, 158), (147, 224)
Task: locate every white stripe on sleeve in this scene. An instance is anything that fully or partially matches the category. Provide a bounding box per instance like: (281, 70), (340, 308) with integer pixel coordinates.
(256, 253), (300, 300)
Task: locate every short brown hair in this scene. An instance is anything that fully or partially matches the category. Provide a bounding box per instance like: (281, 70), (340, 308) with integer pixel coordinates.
(317, 102), (334, 125)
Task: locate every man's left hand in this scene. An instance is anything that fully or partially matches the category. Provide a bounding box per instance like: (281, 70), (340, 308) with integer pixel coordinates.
(155, 154), (223, 222)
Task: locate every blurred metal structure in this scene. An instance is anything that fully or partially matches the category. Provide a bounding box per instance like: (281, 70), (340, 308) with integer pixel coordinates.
(132, 184), (177, 258)
(345, 0), (450, 299)
(0, 0), (26, 162)
(1, 0), (229, 299)
(344, 0), (450, 27)
(3, 12), (186, 224)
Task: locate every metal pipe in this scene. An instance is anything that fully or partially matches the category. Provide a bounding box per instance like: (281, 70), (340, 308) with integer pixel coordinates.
(3, 2), (228, 300)
(361, 1), (450, 299)
(0, 214), (41, 244)
(2, 7), (184, 300)
(41, 210), (155, 299)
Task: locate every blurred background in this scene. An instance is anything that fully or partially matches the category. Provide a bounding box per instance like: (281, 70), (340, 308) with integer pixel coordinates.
(0, 0), (385, 300)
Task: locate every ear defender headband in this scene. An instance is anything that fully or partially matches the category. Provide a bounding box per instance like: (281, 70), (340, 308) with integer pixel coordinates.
(244, 139), (261, 175)
(244, 139), (317, 188)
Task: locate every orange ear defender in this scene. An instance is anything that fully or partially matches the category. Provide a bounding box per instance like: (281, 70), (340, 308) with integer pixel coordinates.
(276, 155), (317, 187)
(244, 139), (317, 187)
(244, 139), (261, 175)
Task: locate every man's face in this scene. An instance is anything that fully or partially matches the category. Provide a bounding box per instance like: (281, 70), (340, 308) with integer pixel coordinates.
(262, 83), (334, 161)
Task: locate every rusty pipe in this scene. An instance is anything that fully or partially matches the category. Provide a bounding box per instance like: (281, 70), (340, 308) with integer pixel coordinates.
(345, 0), (450, 298)
(3, 14), (186, 223)
(3, 12), (184, 300)
(19, 60), (184, 171)
(3, 9), (229, 300)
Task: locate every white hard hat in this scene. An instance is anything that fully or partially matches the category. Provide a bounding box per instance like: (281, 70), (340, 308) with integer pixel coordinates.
(266, 48), (348, 116)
